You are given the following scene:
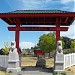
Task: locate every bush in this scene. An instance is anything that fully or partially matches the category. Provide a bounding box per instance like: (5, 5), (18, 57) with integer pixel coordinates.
(1, 48), (10, 55)
(0, 49), (4, 55)
(53, 72), (66, 75)
(61, 72), (66, 75)
(53, 72), (57, 75)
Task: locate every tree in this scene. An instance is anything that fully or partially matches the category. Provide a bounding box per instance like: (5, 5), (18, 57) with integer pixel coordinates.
(33, 44), (39, 49)
(61, 36), (72, 49)
(70, 41), (75, 52)
(0, 49), (4, 55)
(2, 42), (10, 55)
(2, 48), (9, 55)
(60, 37), (65, 49)
(38, 32), (56, 57)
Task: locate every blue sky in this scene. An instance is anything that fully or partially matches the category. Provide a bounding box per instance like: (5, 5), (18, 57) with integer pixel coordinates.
(0, 0), (75, 49)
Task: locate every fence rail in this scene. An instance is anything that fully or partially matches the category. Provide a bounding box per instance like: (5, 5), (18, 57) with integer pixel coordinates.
(0, 53), (75, 69)
(64, 53), (75, 69)
(0, 55), (8, 68)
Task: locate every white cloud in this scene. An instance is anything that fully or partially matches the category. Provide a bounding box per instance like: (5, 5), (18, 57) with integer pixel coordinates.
(8, 37), (11, 39)
(43, 23), (75, 39)
(61, 6), (70, 10)
(18, 0), (43, 9)
(46, 0), (74, 4)
(60, 24), (75, 39)
(74, 3), (75, 11)
(60, 0), (74, 4)
(18, 0), (53, 9)
(20, 42), (36, 49)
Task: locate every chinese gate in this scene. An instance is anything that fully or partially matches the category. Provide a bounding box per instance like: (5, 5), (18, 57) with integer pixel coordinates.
(0, 10), (75, 54)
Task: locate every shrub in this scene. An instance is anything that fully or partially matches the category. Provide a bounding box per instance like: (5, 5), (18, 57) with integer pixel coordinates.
(53, 71), (57, 75)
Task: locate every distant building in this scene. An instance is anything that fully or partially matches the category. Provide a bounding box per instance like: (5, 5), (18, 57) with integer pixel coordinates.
(34, 48), (44, 56)
(22, 48), (34, 55)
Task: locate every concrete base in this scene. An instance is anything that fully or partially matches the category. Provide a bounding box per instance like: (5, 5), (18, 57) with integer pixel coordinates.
(7, 47), (21, 73)
(7, 67), (21, 73)
(54, 70), (64, 72)
(54, 54), (64, 72)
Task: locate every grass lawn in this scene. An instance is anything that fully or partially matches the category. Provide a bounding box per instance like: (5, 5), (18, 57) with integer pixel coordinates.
(21, 56), (54, 67)
(21, 57), (37, 66)
(0, 56), (75, 75)
(65, 66), (75, 75)
(0, 71), (9, 75)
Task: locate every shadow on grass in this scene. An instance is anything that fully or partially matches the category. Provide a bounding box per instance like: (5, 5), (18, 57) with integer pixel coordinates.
(21, 66), (53, 73)
(0, 67), (6, 72)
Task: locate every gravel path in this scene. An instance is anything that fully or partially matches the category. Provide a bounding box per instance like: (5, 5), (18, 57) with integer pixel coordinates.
(10, 66), (53, 75)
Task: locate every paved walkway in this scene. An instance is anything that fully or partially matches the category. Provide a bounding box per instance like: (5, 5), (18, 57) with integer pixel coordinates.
(10, 66), (53, 75)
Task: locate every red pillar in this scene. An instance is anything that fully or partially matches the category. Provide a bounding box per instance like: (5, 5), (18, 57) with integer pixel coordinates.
(15, 18), (20, 54)
(56, 22), (60, 44)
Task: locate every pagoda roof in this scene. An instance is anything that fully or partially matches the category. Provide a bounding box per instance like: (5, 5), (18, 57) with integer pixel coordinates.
(0, 10), (75, 26)
(2, 10), (74, 14)
(34, 48), (41, 50)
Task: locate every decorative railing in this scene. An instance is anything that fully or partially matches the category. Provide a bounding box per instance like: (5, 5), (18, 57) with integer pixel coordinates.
(64, 53), (75, 69)
(0, 53), (75, 69)
(0, 55), (8, 68)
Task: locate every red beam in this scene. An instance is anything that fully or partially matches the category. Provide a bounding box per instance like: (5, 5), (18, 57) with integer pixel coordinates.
(69, 17), (75, 25)
(0, 13), (75, 18)
(8, 27), (68, 31)
(65, 17), (69, 23)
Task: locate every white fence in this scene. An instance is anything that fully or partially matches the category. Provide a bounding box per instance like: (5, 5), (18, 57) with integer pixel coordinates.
(0, 55), (8, 68)
(0, 53), (75, 69)
(64, 53), (75, 69)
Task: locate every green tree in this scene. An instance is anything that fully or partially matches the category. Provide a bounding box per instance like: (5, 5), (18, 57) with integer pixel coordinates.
(2, 48), (10, 55)
(0, 49), (4, 55)
(38, 32), (56, 57)
(2, 42), (10, 55)
(61, 37), (72, 49)
(60, 37), (65, 49)
(71, 41), (75, 52)
(33, 43), (40, 50)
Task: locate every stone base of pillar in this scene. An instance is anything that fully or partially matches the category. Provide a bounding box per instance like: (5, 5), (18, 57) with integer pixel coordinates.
(7, 43), (21, 73)
(7, 60), (21, 73)
(54, 54), (64, 73)
(7, 67), (21, 73)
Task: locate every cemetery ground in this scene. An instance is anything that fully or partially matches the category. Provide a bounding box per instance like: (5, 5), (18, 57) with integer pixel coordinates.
(0, 56), (75, 75)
